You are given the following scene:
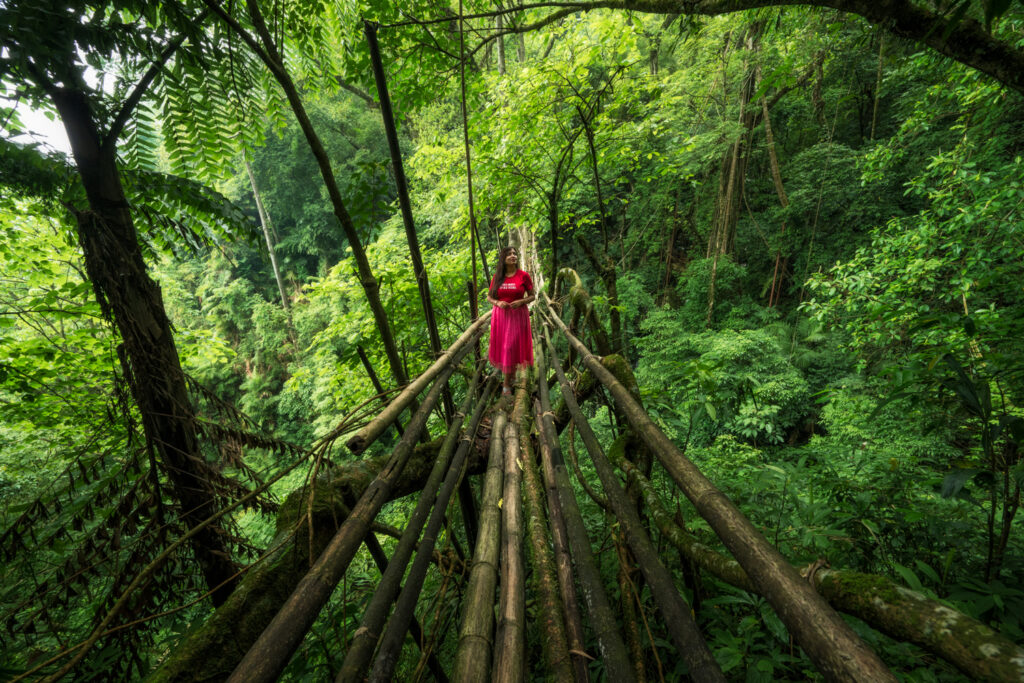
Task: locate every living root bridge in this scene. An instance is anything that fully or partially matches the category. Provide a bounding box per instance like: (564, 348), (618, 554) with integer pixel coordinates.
(148, 299), (1023, 683)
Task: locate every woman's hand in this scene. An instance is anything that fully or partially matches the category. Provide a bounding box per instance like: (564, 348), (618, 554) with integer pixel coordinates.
(498, 301), (511, 309)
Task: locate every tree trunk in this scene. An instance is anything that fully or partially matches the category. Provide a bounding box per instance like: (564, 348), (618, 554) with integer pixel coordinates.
(707, 23), (761, 324)
(364, 22), (442, 361)
(577, 238), (623, 354)
(548, 192), (559, 295)
(52, 87), (239, 607)
(497, 13), (507, 75)
(364, 20), (452, 422)
(760, 72), (789, 308)
(243, 156), (291, 324)
(627, 0), (1024, 97)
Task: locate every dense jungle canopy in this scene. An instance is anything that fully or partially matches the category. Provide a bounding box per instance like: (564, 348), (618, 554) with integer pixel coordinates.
(1, 1), (1023, 681)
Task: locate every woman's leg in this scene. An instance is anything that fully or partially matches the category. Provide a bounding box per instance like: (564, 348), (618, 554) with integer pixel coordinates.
(503, 370), (513, 393)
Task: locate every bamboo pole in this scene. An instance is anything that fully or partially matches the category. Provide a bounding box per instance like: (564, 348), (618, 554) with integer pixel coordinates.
(492, 417), (526, 683)
(534, 403), (591, 682)
(534, 341), (636, 683)
(547, 334), (724, 682)
(347, 313), (491, 454)
(368, 379), (499, 682)
(356, 345), (404, 438)
(148, 436), (472, 681)
(226, 341), (475, 683)
(540, 299), (896, 683)
(453, 412), (507, 683)
(514, 383), (574, 681)
(360, 532), (449, 683)
(335, 368), (486, 683)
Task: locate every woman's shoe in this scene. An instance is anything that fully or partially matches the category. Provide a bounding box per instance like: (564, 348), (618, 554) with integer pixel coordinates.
(502, 386), (512, 396)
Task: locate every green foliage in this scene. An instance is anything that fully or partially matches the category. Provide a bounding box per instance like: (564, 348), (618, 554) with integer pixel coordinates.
(0, 204), (113, 498)
(4, 1), (1024, 679)
(636, 312), (811, 447)
(674, 257), (758, 331)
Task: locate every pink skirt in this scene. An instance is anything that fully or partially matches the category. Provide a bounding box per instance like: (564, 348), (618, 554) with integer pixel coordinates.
(488, 305), (534, 374)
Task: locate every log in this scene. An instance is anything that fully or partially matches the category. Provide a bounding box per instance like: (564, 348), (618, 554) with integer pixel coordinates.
(614, 454), (1024, 683)
(347, 313), (491, 455)
(453, 412), (507, 682)
(536, 323), (589, 683)
(227, 342), (475, 683)
(533, 402), (591, 683)
(547, 334), (724, 682)
(540, 300), (896, 683)
(514, 384), (574, 681)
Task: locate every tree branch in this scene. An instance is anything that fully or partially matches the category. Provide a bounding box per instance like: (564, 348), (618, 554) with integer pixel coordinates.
(397, 0), (1024, 97)
(335, 77), (378, 108)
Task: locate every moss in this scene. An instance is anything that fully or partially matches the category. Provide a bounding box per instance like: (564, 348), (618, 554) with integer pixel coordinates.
(816, 570), (904, 607)
(607, 433), (629, 465)
(600, 355), (640, 402)
(816, 570), (1024, 681)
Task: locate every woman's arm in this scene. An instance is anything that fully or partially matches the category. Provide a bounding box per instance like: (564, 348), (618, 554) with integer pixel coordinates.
(487, 293), (510, 309)
(511, 294), (534, 308)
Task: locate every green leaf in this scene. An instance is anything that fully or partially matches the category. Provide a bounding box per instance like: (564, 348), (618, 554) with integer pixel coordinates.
(893, 562), (924, 592)
(940, 468), (981, 498)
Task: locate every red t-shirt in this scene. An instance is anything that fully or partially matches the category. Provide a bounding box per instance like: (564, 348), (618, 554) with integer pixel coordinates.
(492, 269), (534, 303)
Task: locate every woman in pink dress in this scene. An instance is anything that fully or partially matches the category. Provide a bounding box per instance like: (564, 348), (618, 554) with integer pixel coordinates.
(486, 246), (535, 395)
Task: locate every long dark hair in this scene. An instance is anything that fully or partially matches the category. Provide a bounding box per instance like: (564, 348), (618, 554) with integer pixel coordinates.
(489, 246), (518, 298)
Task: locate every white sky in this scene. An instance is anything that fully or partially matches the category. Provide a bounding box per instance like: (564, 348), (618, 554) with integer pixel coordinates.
(12, 104), (73, 156)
